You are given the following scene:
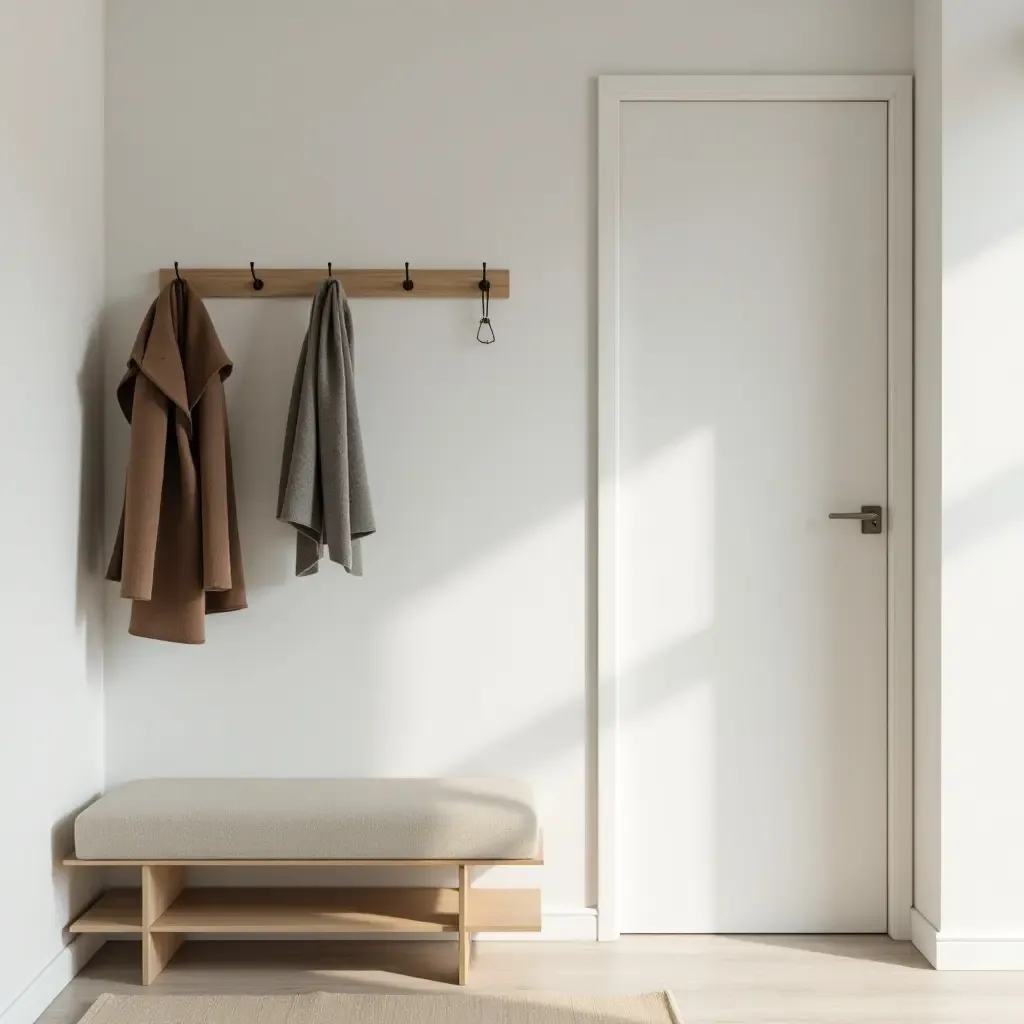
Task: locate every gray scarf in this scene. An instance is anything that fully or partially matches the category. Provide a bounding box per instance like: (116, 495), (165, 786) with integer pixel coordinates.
(277, 278), (375, 576)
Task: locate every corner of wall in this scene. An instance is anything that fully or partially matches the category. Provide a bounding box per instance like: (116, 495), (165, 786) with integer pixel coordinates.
(910, 907), (938, 967)
(911, 0), (943, 933)
(0, 939), (105, 1024)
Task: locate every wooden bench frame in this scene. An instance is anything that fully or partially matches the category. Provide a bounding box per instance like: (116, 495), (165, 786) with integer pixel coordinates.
(64, 847), (543, 986)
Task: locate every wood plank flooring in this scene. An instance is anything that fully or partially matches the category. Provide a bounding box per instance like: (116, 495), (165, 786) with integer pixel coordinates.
(34, 936), (1024, 1024)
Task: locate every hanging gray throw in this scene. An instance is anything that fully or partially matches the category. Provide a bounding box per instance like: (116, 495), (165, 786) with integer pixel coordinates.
(277, 278), (375, 576)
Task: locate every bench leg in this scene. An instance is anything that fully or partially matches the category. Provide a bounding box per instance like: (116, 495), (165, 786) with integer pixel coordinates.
(142, 865), (184, 985)
(458, 864), (471, 985)
(144, 932), (183, 986)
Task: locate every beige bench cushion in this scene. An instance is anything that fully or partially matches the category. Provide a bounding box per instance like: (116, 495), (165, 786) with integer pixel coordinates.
(73, 778), (540, 861)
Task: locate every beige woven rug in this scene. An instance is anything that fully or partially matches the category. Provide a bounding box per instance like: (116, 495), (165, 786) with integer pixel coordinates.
(78, 991), (682, 1023)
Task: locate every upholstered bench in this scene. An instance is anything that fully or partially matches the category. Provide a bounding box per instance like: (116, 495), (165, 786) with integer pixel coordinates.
(65, 779), (542, 985)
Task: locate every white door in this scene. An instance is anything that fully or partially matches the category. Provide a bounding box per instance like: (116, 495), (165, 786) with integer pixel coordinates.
(614, 98), (889, 933)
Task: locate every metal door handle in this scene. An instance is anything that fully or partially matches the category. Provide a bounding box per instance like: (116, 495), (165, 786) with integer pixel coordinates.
(829, 505), (882, 535)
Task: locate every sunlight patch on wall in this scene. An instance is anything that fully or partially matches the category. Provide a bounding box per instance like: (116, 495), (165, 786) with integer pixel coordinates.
(944, 231), (1024, 504)
(384, 500), (584, 775)
(618, 428), (716, 673)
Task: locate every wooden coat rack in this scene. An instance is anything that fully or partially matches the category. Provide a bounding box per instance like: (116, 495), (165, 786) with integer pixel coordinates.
(158, 266), (511, 300)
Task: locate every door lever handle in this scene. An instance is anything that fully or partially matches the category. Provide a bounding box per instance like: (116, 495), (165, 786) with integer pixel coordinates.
(829, 505), (882, 535)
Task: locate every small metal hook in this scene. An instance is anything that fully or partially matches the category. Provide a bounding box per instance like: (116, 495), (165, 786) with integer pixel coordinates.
(476, 317), (496, 345)
(477, 262), (495, 344)
(327, 262), (332, 278)
(402, 262), (414, 292)
(174, 261), (182, 283)
(250, 261), (264, 291)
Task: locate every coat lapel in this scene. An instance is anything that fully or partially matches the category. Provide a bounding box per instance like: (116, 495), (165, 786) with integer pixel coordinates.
(116, 281), (232, 435)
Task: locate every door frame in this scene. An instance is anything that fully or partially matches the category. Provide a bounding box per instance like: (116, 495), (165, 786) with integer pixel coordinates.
(596, 74), (913, 940)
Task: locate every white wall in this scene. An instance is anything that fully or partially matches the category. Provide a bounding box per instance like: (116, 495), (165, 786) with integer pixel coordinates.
(103, 0), (912, 921)
(911, 0), (1024, 968)
(0, 0), (106, 1018)
(941, 0), (1024, 943)
(913, 0), (943, 932)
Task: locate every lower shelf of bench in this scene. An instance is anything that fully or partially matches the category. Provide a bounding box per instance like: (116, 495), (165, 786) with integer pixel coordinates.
(71, 887), (540, 935)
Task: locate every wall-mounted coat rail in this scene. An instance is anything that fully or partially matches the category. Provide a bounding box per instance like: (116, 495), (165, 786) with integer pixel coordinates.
(158, 266), (511, 300)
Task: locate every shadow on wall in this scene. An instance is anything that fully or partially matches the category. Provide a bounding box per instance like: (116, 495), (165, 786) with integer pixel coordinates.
(50, 799), (102, 943)
(76, 318), (105, 692)
(56, 316), (106, 923)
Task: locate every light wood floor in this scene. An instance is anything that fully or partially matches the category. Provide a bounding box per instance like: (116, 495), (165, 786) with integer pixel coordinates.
(35, 936), (1024, 1024)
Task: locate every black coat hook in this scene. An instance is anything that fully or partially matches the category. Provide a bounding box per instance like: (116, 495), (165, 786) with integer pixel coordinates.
(328, 262), (332, 278)
(477, 262), (495, 344)
(174, 261), (182, 283)
(250, 261), (264, 291)
(403, 262), (414, 292)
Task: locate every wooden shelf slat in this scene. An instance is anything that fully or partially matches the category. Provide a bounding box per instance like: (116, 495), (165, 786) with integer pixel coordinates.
(67, 884), (540, 941)
(145, 887), (539, 935)
(157, 268), (510, 300)
(69, 889), (142, 934)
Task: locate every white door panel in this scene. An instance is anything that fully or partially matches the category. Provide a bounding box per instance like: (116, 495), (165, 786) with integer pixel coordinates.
(617, 101), (888, 933)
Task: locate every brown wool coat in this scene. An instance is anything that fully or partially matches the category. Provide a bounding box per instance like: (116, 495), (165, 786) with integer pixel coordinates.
(107, 281), (246, 643)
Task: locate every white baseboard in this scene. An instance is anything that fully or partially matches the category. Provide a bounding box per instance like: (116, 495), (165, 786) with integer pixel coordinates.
(911, 907), (1024, 969)
(934, 939), (1024, 970)
(910, 908), (938, 966)
(479, 906), (597, 942)
(0, 936), (105, 1024)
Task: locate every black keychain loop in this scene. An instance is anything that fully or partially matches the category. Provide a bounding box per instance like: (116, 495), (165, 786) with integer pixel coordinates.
(477, 262), (495, 344)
